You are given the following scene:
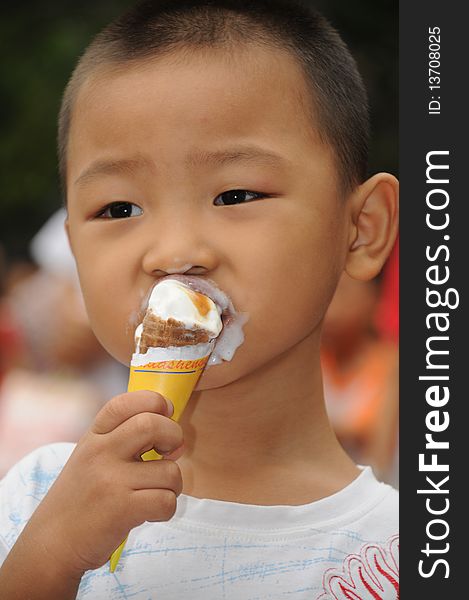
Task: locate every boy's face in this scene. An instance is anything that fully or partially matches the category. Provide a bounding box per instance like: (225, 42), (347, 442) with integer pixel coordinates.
(66, 45), (350, 389)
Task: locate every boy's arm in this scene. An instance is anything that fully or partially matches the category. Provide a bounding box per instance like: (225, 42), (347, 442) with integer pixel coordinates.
(0, 531), (82, 599)
(0, 390), (183, 599)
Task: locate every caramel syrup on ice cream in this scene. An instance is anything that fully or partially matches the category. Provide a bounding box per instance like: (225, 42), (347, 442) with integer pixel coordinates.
(185, 288), (211, 317)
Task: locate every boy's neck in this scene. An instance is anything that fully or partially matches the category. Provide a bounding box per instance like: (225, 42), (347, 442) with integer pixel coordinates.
(177, 332), (359, 505)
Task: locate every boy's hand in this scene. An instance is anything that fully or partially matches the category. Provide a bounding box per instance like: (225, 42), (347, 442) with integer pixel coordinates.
(22, 391), (184, 577)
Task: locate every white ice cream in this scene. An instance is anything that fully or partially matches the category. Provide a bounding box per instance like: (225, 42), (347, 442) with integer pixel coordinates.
(134, 276), (247, 365)
(138, 278), (222, 341)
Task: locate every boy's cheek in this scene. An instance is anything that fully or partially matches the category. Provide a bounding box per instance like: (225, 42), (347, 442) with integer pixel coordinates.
(75, 289), (136, 366)
(196, 301), (324, 390)
(200, 254), (341, 389)
(86, 315), (135, 366)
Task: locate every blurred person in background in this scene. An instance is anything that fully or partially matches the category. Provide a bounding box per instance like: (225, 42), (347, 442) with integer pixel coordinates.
(321, 264), (398, 485)
(0, 210), (127, 476)
(0, 245), (24, 385)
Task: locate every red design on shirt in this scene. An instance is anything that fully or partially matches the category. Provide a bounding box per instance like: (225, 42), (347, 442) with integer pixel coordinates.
(317, 535), (399, 599)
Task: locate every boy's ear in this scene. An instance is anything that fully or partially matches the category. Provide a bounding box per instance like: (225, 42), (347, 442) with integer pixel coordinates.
(345, 172), (399, 281)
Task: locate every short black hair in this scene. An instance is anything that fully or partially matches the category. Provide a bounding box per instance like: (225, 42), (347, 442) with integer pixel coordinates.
(58, 0), (369, 194)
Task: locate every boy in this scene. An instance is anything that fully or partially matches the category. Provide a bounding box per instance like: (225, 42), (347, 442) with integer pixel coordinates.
(0, 0), (399, 598)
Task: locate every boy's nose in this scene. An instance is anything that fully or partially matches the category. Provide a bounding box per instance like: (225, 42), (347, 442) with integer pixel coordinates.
(141, 215), (219, 277)
(163, 264), (208, 275)
(150, 264), (211, 277)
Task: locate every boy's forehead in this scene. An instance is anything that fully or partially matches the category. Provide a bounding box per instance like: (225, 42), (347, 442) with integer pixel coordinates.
(68, 45), (326, 179)
(74, 45), (313, 131)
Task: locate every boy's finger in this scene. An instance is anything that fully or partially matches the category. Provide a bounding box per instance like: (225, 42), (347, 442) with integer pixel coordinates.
(123, 459), (183, 496)
(130, 489), (178, 525)
(110, 411), (184, 459)
(92, 391), (173, 434)
(161, 441), (185, 461)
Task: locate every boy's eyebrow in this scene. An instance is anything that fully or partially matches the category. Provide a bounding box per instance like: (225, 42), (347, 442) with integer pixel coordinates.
(74, 156), (153, 187)
(185, 145), (291, 169)
(74, 145), (290, 187)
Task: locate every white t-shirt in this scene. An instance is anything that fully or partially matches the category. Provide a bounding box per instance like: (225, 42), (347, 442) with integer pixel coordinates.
(0, 443), (399, 599)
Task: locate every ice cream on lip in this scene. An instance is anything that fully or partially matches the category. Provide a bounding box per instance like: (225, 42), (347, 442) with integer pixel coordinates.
(134, 275), (247, 364)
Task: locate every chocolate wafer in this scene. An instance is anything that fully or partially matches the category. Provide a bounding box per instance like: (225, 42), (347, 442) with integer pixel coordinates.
(139, 312), (211, 352)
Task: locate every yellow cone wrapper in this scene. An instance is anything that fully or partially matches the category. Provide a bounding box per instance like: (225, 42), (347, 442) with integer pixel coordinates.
(109, 343), (212, 572)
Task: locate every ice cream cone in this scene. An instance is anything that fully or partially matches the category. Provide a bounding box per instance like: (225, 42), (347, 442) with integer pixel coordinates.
(107, 276), (248, 572)
(109, 342), (213, 572)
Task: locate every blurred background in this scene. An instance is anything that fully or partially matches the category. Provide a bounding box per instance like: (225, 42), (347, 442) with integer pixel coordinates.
(0, 0), (398, 482)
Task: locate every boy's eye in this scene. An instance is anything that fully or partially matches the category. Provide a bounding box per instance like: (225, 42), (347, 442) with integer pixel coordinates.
(213, 190), (267, 206)
(97, 202), (143, 219)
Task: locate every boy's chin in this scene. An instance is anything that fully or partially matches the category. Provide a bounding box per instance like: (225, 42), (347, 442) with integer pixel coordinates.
(194, 360), (247, 391)
(194, 348), (265, 390)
